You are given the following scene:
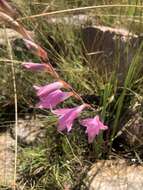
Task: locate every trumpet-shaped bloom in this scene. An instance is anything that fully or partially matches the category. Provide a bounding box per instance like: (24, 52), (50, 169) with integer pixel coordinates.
(23, 39), (48, 60)
(36, 90), (73, 109)
(80, 116), (108, 143)
(53, 104), (88, 132)
(34, 80), (69, 99)
(22, 62), (51, 72)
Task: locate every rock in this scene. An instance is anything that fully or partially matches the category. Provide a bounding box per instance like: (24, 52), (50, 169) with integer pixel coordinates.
(0, 115), (46, 187)
(47, 14), (89, 26)
(82, 26), (139, 82)
(11, 116), (46, 146)
(0, 131), (15, 186)
(86, 159), (143, 190)
(122, 113), (143, 147)
(119, 98), (143, 147)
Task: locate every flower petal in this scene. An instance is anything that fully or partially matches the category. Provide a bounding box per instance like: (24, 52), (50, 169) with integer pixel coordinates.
(36, 90), (72, 109)
(80, 118), (96, 127)
(22, 62), (50, 71)
(53, 104), (88, 132)
(52, 108), (73, 116)
(80, 115), (108, 143)
(33, 81), (64, 98)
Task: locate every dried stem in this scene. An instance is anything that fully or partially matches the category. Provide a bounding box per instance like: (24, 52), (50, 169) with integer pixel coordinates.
(6, 28), (18, 190)
(18, 4), (143, 20)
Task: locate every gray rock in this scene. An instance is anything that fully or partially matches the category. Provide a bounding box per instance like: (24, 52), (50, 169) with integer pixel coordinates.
(119, 99), (143, 147)
(0, 116), (47, 187)
(11, 116), (46, 145)
(86, 159), (143, 190)
(47, 14), (89, 26)
(82, 26), (140, 82)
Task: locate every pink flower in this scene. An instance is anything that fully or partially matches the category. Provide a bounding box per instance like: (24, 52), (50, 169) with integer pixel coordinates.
(22, 62), (51, 72)
(34, 80), (70, 99)
(23, 39), (48, 61)
(53, 104), (88, 132)
(36, 90), (73, 109)
(80, 116), (108, 143)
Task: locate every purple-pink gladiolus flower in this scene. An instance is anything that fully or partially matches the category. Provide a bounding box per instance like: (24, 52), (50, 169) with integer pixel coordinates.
(80, 116), (108, 143)
(34, 80), (70, 99)
(53, 104), (88, 132)
(36, 90), (73, 109)
(23, 39), (48, 61)
(22, 62), (51, 72)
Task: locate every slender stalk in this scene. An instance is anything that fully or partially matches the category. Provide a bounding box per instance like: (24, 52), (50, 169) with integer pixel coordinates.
(6, 28), (18, 190)
(18, 4), (143, 20)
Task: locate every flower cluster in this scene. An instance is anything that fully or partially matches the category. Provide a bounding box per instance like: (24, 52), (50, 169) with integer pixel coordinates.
(22, 62), (108, 143)
(1, 0), (108, 143)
